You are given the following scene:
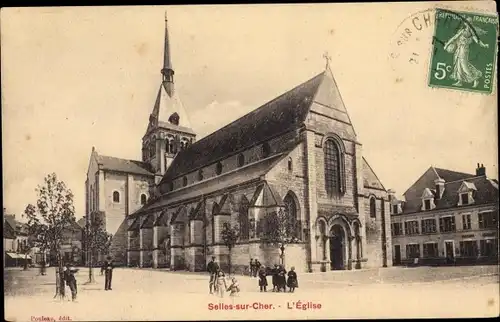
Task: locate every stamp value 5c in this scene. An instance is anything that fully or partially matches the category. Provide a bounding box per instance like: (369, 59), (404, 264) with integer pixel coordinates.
(428, 9), (498, 94)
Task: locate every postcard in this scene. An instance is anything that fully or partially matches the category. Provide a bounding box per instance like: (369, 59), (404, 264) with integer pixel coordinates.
(2, 2), (498, 321)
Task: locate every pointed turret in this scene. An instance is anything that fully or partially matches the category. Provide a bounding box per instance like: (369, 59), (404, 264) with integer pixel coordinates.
(142, 12), (196, 178)
(161, 11), (175, 96)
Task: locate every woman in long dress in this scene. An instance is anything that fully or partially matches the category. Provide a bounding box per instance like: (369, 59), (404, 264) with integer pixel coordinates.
(444, 17), (489, 88)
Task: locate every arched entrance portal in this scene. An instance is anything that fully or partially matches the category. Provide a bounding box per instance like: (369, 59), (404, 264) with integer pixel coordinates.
(329, 224), (346, 270)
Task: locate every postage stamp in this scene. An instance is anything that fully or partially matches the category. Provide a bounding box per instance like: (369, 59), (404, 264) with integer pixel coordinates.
(428, 9), (498, 94)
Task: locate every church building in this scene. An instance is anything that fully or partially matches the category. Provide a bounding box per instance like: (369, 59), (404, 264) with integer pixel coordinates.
(85, 13), (392, 273)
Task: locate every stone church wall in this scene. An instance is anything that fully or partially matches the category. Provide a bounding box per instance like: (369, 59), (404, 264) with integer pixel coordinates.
(362, 188), (393, 268)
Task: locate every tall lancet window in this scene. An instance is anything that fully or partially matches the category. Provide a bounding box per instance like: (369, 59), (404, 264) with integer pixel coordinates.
(284, 192), (300, 240)
(239, 196), (250, 241)
(324, 138), (344, 197)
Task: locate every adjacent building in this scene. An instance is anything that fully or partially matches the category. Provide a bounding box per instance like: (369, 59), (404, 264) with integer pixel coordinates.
(390, 164), (499, 266)
(3, 211), (33, 267)
(85, 13), (393, 272)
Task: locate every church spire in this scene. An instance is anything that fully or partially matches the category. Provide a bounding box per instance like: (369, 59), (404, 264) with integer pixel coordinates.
(161, 11), (175, 96)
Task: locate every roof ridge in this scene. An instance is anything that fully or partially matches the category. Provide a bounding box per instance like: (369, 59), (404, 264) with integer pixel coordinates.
(191, 70), (325, 148)
(434, 166), (474, 176)
(443, 174), (487, 185)
(98, 154), (146, 164)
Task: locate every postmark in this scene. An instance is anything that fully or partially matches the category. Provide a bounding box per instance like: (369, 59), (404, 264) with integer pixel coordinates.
(428, 9), (498, 94)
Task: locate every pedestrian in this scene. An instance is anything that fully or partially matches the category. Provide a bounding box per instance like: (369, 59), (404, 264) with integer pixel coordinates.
(286, 266), (298, 293)
(64, 263), (79, 301)
(271, 264), (279, 292)
(258, 265), (268, 292)
(39, 259), (46, 276)
(100, 261), (105, 276)
(226, 276), (240, 297)
(249, 258), (254, 277)
(103, 256), (114, 291)
(206, 256), (219, 294)
(215, 269), (227, 298)
(277, 265), (287, 292)
(253, 259), (261, 277)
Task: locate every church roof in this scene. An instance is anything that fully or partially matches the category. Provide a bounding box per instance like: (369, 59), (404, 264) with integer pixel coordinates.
(146, 82), (195, 136)
(96, 154), (154, 176)
(160, 70), (326, 184)
(362, 157), (386, 191)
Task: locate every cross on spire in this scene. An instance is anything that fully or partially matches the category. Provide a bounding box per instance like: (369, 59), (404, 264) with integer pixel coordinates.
(323, 51), (332, 69)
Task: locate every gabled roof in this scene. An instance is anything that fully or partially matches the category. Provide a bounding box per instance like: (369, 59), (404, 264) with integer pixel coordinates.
(362, 157), (386, 191)
(249, 182), (285, 207)
(434, 167), (474, 182)
(96, 154), (154, 176)
(159, 70), (326, 184)
(402, 175), (498, 214)
(76, 217), (86, 229)
(140, 214), (155, 229)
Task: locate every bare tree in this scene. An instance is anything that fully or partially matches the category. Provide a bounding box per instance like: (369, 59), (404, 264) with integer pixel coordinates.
(83, 212), (112, 284)
(220, 222), (239, 276)
(23, 173), (76, 300)
(261, 208), (299, 266)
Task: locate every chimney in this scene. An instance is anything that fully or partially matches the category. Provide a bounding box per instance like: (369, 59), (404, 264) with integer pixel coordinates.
(434, 178), (445, 199)
(387, 189), (395, 202)
(476, 163), (486, 176)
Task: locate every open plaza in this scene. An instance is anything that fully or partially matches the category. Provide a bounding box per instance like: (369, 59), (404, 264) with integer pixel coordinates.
(4, 265), (499, 320)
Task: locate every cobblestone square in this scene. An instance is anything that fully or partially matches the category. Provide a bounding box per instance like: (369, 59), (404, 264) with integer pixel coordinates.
(4, 265), (499, 320)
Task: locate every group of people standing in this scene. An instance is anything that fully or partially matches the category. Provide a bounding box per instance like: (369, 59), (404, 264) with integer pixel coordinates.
(207, 256), (240, 298)
(61, 256), (115, 301)
(256, 264), (298, 293)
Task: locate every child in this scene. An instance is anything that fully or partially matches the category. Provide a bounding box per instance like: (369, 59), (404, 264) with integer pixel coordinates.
(287, 266), (298, 293)
(258, 265), (268, 292)
(271, 264), (279, 292)
(215, 270), (227, 298)
(226, 277), (240, 297)
(277, 265), (287, 292)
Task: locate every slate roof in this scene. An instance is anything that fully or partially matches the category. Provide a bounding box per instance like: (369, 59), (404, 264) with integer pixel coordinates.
(132, 153), (285, 217)
(159, 71), (326, 184)
(97, 154), (154, 176)
(402, 175), (499, 214)
(434, 167), (474, 182)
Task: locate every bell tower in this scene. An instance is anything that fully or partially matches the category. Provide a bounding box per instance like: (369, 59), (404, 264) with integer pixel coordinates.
(142, 11), (197, 185)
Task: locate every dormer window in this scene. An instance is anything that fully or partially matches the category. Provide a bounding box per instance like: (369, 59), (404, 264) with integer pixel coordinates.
(168, 112), (180, 125)
(421, 188), (436, 211)
(457, 181), (477, 206)
(392, 204), (399, 214)
(461, 193), (469, 205)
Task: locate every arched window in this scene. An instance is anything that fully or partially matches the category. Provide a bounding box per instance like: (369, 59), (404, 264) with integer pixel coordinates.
(140, 194), (147, 205)
(166, 138), (174, 154)
(182, 176), (188, 187)
(198, 169), (204, 181)
(288, 157), (293, 172)
(168, 112), (180, 125)
(113, 191), (120, 203)
(284, 192), (300, 240)
(369, 197), (377, 218)
(262, 142), (271, 158)
(180, 141), (185, 151)
(239, 196), (250, 241)
(237, 154), (245, 167)
(149, 143), (155, 158)
(216, 162), (223, 175)
(324, 138), (342, 196)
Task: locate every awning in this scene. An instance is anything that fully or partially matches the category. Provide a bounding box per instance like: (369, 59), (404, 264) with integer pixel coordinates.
(5, 252), (21, 259)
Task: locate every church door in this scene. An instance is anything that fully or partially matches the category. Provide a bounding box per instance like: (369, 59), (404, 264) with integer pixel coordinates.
(329, 225), (345, 270)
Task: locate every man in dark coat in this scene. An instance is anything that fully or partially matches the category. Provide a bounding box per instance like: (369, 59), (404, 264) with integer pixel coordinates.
(103, 256), (114, 291)
(207, 256), (219, 294)
(277, 265), (287, 292)
(64, 263), (79, 301)
(253, 259), (261, 277)
(249, 258), (254, 277)
(271, 264), (279, 292)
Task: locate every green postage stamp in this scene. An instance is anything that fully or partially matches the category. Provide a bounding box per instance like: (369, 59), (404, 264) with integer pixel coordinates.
(428, 9), (498, 94)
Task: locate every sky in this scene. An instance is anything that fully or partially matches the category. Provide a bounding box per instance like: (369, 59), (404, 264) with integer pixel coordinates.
(2, 3), (498, 220)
